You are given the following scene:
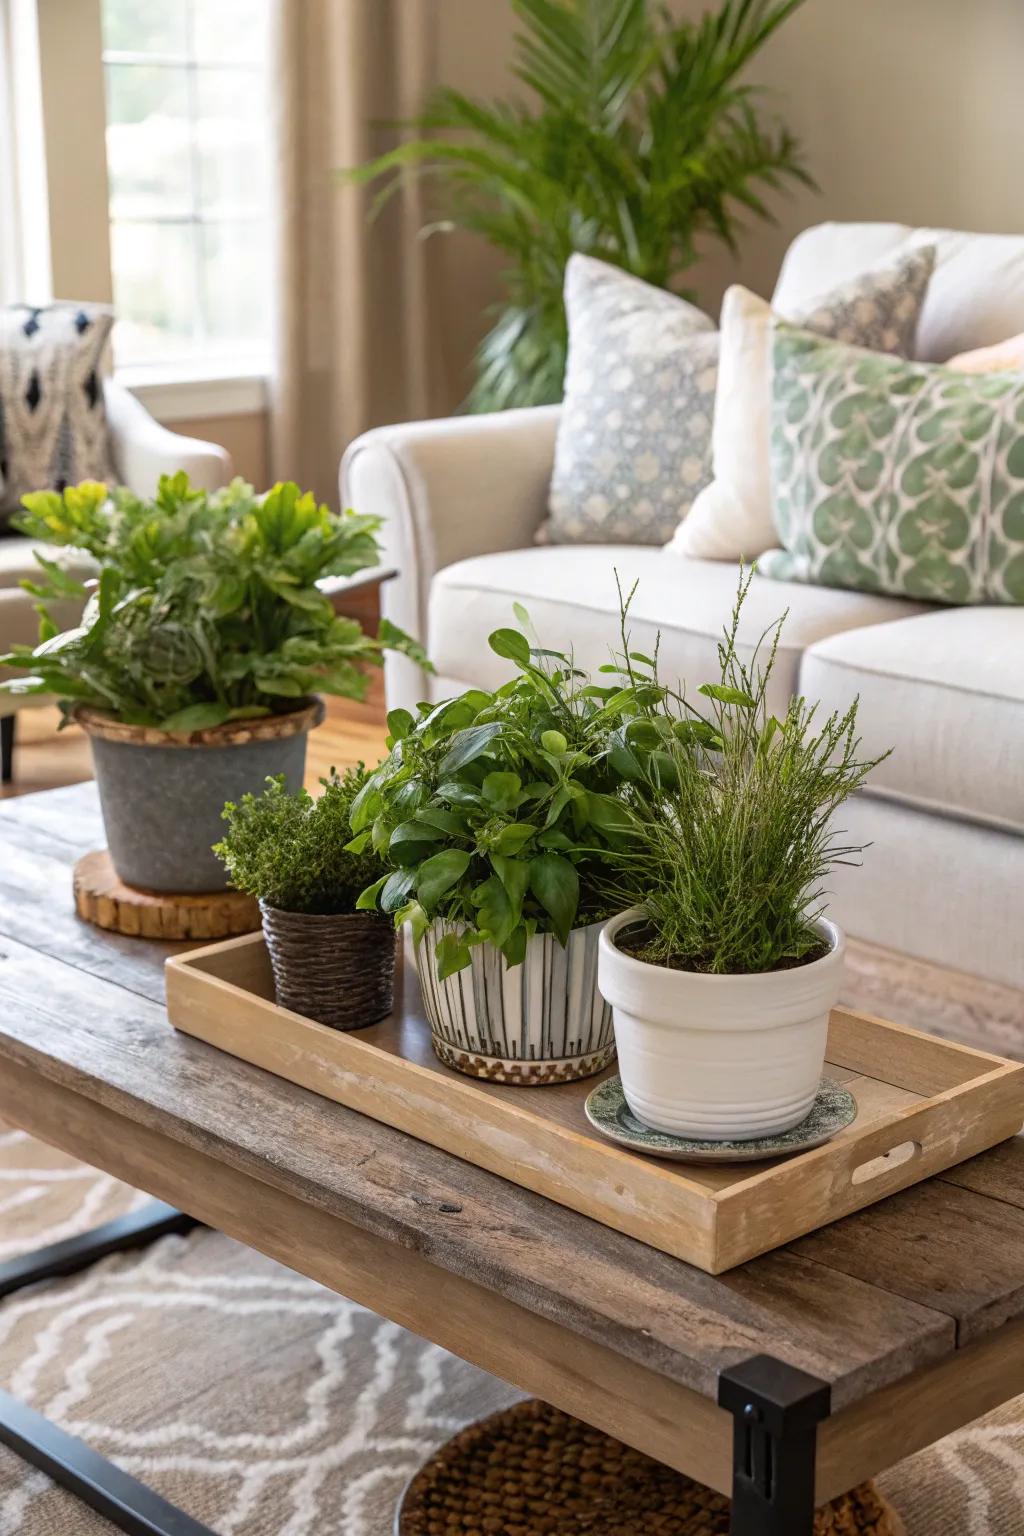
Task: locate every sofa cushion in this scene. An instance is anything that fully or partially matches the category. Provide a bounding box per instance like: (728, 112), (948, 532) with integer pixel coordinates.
(800, 607), (1024, 833)
(670, 245), (936, 564)
(544, 256), (718, 546)
(773, 224), (1024, 364)
(760, 324), (1024, 604)
(429, 547), (929, 717)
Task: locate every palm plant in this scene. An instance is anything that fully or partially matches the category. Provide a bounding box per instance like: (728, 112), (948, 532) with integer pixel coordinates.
(349, 0), (813, 411)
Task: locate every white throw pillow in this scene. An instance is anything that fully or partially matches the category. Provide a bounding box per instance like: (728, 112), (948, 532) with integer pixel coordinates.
(543, 255), (718, 545)
(668, 245), (936, 561)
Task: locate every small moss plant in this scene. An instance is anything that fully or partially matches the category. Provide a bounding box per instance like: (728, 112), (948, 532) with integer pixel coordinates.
(606, 570), (888, 974)
(214, 766), (385, 915)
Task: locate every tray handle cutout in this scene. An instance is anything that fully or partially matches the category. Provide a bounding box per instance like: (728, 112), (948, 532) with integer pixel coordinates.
(850, 1139), (922, 1186)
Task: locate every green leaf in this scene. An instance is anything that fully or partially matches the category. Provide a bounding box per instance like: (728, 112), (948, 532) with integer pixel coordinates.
(492, 821), (535, 855)
(381, 868), (417, 912)
(502, 923), (529, 968)
(414, 806), (469, 837)
(528, 853), (579, 946)
(488, 627), (531, 667)
(159, 702), (230, 732)
(586, 791), (634, 838)
(356, 874), (389, 911)
(512, 601), (531, 627)
(699, 682), (756, 708)
(490, 854), (530, 925)
(436, 930), (472, 980)
(416, 848), (472, 911)
(394, 899), (430, 945)
(438, 721), (502, 775)
(540, 728), (567, 756)
(386, 707), (415, 741)
(471, 874), (515, 946)
(482, 770), (522, 811)
(389, 819), (444, 864)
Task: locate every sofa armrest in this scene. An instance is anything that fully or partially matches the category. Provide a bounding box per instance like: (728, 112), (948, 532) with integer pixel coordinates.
(104, 381), (234, 496)
(341, 405), (561, 711)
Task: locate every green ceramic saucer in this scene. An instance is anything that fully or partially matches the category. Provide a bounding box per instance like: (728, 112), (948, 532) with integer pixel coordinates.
(584, 1076), (858, 1163)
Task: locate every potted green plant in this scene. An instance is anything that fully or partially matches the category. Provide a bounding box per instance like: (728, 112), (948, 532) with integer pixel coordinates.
(350, 614), (645, 1084)
(0, 474), (425, 893)
(214, 767), (396, 1029)
(349, 0), (811, 409)
(597, 572), (888, 1141)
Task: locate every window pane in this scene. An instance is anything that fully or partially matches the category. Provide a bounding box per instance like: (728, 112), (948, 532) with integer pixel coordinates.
(110, 221), (197, 366)
(192, 0), (269, 66)
(195, 68), (269, 217)
(105, 64), (191, 220)
(200, 220), (270, 353)
(102, 0), (187, 57)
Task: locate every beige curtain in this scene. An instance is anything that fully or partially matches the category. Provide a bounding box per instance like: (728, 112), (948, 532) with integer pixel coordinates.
(269, 0), (447, 500)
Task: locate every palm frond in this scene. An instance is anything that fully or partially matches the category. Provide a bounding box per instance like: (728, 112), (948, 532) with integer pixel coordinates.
(345, 0), (814, 410)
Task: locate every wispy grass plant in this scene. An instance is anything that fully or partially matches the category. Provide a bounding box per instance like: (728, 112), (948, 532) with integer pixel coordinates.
(605, 572), (887, 974)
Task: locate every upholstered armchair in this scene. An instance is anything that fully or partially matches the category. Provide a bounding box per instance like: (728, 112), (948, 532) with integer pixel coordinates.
(0, 380), (232, 781)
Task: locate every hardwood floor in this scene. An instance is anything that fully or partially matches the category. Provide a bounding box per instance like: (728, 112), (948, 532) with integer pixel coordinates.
(0, 673), (390, 803)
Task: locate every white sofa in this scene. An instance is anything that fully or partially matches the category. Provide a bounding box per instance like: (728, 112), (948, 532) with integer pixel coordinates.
(342, 223), (1024, 990)
(0, 380), (232, 777)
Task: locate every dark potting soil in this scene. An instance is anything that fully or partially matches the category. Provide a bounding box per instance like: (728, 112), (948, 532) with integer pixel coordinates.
(614, 922), (830, 976)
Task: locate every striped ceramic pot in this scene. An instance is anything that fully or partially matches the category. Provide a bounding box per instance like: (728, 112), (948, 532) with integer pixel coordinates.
(415, 920), (615, 1085)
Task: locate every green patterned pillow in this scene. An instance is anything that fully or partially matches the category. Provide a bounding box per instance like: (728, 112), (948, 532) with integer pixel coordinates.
(760, 325), (1024, 604)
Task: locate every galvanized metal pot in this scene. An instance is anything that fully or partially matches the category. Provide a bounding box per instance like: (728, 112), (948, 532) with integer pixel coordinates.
(75, 699), (323, 894)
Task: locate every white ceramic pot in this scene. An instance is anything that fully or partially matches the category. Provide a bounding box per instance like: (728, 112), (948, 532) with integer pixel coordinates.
(598, 908), (845, 1139)
(415, 919), (615, 1085)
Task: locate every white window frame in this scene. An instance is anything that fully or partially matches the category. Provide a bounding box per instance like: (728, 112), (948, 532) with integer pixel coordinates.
(0, 0), (51, 305)
(10, 0), (269, 418)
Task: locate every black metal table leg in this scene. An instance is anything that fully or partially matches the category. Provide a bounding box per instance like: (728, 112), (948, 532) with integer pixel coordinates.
(0, 1391), (216, 1536)
(1, 714), (14, 783)
(1, 1201), (208, 1531)
(719, 1354), (831, 1536)
(0, 1200), (199, 1300)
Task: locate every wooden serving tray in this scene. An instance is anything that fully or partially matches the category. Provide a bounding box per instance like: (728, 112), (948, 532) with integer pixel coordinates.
(165, 935), (1024, 1273)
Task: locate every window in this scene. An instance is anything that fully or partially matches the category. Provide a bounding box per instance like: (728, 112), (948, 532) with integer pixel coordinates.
(101, 0), (272, 373)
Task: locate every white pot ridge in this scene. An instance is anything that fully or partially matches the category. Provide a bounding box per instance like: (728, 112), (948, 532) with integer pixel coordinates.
(598, 907), (845, 1140)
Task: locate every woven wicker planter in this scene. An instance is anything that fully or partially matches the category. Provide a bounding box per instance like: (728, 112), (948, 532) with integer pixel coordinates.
(259, 903), (397, 1031)
(397, 1399), (906, 1536)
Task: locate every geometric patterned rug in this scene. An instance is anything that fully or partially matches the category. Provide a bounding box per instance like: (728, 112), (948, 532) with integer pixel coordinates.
(1, 1121), (1023, 1534)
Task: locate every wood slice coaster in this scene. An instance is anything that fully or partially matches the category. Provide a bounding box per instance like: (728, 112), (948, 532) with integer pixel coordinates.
(396, 1400), (905, 1536)
(74, 850), (260, 941)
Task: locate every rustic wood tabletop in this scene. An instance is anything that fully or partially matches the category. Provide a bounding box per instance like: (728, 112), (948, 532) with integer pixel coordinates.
(1, 782), (1023, 1536)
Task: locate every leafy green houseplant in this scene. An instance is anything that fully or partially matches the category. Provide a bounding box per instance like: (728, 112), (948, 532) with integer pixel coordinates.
(350, 610), (651, 1082)
(0, 473), (427, 895)
(596, 571), (888, 1141)
(215, 768), (397, 1030)
(1, 474), (423, 729)
(351, 0), (811, 409)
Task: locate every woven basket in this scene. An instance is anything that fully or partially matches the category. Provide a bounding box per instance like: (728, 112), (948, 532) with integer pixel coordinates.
(259, 904), (396, 1031)
(396, 1399), (905, 1536)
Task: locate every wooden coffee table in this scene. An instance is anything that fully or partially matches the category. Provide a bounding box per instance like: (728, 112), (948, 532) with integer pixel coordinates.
(2, 783), (1024, 1536)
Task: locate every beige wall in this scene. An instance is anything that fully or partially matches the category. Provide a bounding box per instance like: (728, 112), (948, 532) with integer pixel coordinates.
(685, 0), (1024, 312)
(35, 0), (1024, 465)
(173, 413), (270, 489)
(429, 0), (1024, 379)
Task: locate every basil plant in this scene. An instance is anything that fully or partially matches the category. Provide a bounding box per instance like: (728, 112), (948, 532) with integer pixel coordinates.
(350, 604), (671, 979)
